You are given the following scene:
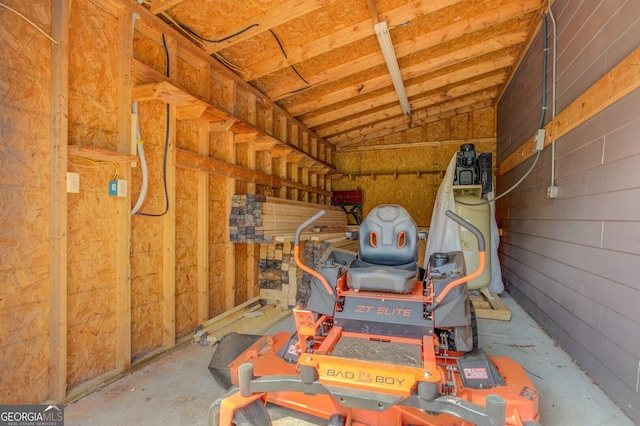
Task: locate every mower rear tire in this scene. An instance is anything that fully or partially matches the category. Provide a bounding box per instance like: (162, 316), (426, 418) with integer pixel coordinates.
(208, 388), (272, 426)
(327, 414), (347, 426)
(470, 298), (478, 349)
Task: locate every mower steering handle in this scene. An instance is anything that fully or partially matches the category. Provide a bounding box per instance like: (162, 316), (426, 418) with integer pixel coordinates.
(427, 210), (487, 312)
(445, 210), (485, 251)
(295, 210), (326, 245)
(293, 210), (334, 296)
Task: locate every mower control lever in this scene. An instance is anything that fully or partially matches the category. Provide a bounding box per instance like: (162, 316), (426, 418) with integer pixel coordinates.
(445, 210), (485, 251)
(427, 210), (486, 312)
(294, 210), (326, 245)
(293, 210), (335, 296)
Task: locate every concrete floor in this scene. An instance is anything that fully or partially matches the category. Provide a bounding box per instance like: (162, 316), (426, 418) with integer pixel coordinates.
(65, 292), (634, 425)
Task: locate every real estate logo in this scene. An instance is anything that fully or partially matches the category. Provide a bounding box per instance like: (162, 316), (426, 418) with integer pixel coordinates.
(0, 405), (63, 426)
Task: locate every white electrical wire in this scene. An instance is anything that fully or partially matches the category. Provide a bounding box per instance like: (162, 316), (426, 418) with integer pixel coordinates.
(130, 102), (149, 215)
(548, 0), (558, 187)
(0, 2), (57, 44)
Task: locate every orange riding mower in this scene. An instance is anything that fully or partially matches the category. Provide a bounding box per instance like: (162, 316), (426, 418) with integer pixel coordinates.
(208, 205), (540, 425)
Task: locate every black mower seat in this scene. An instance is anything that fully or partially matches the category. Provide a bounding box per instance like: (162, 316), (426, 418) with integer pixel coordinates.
(347, 204), (419, 293)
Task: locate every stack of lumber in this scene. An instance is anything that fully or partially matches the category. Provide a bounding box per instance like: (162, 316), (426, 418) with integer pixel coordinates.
(193, 297), (291, 346)
(260, 236), (358, 308)
(230, 195), (348, 243)
(470, 291), (512, 321)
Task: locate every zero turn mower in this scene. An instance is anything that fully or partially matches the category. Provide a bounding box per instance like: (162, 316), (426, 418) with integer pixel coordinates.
(208, 205), (540, 425)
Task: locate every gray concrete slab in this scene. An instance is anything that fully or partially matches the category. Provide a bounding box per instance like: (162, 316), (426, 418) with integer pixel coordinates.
(65, 292), (633, 425)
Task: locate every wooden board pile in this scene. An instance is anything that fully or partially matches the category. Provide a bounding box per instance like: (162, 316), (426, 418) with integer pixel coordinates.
(193, 297), (291, 346)
(230, 195), (348, 243)
(470, 291), (512, 321)
(260, 236), (358, 308)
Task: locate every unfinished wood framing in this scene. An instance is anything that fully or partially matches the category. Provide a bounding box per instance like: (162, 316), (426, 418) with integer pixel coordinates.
(49, 0), (69, 402)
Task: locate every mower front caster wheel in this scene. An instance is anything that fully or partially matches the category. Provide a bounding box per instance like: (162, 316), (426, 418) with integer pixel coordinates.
(208, 388), (272, 426)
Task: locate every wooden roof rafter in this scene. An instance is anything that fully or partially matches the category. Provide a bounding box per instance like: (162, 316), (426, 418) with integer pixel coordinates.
(271, 7), (536, 103)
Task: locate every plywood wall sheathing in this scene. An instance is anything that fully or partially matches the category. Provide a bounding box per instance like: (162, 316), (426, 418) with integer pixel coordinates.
(334, 109), (496, 226)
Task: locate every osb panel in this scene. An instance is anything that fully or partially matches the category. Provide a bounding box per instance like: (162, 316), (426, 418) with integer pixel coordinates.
(68, 0), (118, 150)
(472, 107), (496, 138)
(235, 87), (256, 126)
(176, 57), (199, 97)
(427, 119), (450, 141)
(66, 163), (118, 386)
(333, 174), (440, 227)
(210, 130), (234, 161)
(130, 94), (166, 359)
(334, 103), (497, 227)
(450, 114), (470, 140)
(209, 172), (229, 318)
(134, 29), (166, 77)
(175, 167), (198, 338)
(234, 244), (248, 303)
(176, 119), (200, 151)
(0, 0), (52, 404)
(209, 74), (231, 111)
(131, 300), (163, 361)
(175, 270), (198, 338)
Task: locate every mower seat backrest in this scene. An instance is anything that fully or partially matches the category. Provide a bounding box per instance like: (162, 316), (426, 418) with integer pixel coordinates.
(347, 205), (419, 293)
(358, 204), (418, 266)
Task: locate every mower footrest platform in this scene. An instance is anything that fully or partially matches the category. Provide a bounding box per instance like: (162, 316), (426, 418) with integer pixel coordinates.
(456, 349), (506, 389)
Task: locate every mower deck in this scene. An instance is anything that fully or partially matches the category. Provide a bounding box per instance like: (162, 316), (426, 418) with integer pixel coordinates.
(218, 330), (538, 425)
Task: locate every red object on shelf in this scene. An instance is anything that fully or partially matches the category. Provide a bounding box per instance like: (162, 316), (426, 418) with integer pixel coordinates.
(331, 190), (363, 205)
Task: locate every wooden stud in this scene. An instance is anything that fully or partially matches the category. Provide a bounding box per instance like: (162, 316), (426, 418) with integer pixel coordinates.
(115, 2), (133, 372)
(49, 0), (69, 402)
(162, 35), (178, 349)
(197, 61), (210, 325)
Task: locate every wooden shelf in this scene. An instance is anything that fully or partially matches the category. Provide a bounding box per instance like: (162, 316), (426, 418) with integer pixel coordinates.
(132, 79), (334, 173)
(68, 145), (138, 163)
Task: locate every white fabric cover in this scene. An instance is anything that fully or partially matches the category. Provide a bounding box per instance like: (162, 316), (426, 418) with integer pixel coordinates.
(424, 154), (504, 294)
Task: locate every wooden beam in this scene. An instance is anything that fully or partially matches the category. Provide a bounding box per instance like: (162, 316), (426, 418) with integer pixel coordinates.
(242, 0), (461, 81)
(234, 132), (258, 143)
(287, 32), (525, 115)
(175, 149), (332, 196)
(304, 54), (512, 128)
(206, 0), (341, 54)
(320, 83), (500, 140)
(115, 2), (133, 373)
(162, 36), (177, 349)
(197, 61), (210, 325)
(336, 100), (494, 149)
(49, 0), (69, 402)
(271, 2), (538, 101)
(149, 0), (188, 14)
(131, 80), (335, 171)
(499, 45), (640, 175)
(68, 145), (137, 163)
(118, 0), (339, 168)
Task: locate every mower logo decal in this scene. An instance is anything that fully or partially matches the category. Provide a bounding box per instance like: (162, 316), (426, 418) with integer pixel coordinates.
(353, 304), (412, 317)
(355, 305), (374, 313)
(357, 371), (372, 383)
(326, 369), (355, 380)
(519, 386), (538, 401)
(463, 367), (488, 379)
(325, 369), (406, 387)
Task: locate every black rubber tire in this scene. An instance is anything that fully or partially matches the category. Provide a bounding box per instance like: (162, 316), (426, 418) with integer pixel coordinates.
(208, 388), (272, 426)
(470, 298), (478, 349)
(328, 414), (347, 426)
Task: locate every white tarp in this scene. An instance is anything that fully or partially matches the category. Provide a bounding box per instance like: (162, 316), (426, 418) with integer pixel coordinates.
(424, 154), (504, 294)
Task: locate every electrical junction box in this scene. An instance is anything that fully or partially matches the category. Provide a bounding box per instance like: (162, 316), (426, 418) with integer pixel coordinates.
(67, 172), (80, 193)
(109, 179), (127, 197)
